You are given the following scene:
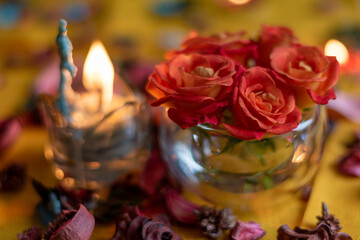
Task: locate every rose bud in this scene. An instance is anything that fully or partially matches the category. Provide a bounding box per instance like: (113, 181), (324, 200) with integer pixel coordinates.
(147, 53), (235, 129)
(270, 45), (339, 108)
(165, 188), (200, 224)
(224, 66), (302, 140)
(230, 221), (266, 240)
(44, 204), (95, 240)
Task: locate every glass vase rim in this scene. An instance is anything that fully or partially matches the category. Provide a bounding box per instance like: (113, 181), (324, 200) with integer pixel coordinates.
(193, 105), (322, 141)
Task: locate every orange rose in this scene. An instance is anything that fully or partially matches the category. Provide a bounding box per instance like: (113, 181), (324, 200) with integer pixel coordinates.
(257, 26), (298, 66)
(166, 32), (257, 67)
(146, 54), (235, 128)
(224, 67), (302, 140)
(270, 45), (339, 107)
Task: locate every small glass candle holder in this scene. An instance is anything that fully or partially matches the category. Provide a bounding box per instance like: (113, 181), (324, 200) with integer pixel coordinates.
(39, 92), (151, 191)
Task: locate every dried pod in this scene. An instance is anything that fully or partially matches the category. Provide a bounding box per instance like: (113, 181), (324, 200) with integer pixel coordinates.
(165, 188), (200, 224)
(230, 221), (266, 240)
(17, 226), (42, 240)
(316, 202), (342, 233)
(277, 203), (352, 240)
(44, 204), (95, 240)
(218, 208), (236, 229)
(126, 215), (183, 240)
(109, 212), (132, 240)
(194, 206), (236, 239)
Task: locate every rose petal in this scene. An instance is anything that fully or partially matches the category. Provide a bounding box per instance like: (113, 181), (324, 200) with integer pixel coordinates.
(138, 149), (166, 195)
(231, 221), (266, 240)
(0, 117), (22, 156)
(165, 189), (200, 224)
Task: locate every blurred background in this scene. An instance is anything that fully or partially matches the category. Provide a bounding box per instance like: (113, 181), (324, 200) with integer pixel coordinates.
(0, 0), (360, 119)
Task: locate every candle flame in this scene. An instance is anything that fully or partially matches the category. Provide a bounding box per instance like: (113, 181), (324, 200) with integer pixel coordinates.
(324, 39), (349, 65)
(83, 40), (114, 108)
(227, 0), (251, 5)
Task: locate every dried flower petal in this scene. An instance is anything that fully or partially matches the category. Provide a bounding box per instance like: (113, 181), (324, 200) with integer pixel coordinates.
(230, 221), (266, 240)
(109, 212), (131, 240)
(338, 149), (360, 177)
(44, 204), (95, 240)
(17, 226), (42, 240)
(317, 202), (342, 233)
(277, 203), (352, 240)
(138, 149), (166, 195)
(165, 188), (200, 224)
(0, 117), (22, 156)
(127, 215), (183, 240)
(0, 163), (26, 192)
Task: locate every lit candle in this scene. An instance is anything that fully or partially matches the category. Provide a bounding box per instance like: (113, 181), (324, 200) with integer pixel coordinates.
(324, 39), (349, 66)
(324, 39), (360, 75)
(41, 19), (151, 190)
(70, 40), (134, 128)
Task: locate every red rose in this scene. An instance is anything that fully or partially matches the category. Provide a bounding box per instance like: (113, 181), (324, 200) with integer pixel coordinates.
(146, 54), (235, 128)
(257, 26), (298, 66)
(166, 32), (257, 67)
(223, 67), (302, 140)
(270, 45), (339, 107)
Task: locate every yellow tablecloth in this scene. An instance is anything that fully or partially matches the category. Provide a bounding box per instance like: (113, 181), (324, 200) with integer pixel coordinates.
(0, 120), (359, 239)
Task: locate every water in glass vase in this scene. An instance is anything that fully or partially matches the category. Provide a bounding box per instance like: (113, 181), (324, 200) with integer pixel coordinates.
(159, 105), (326, 210)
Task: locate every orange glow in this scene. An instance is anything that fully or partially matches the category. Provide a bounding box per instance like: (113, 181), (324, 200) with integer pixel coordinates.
(324, 39), (349, 65)
(227, 0), (251, 4)
(83, 40), (114, 109)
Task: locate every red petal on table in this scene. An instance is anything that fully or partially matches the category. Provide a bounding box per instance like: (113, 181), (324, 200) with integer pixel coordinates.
(0, 117), (22, 156)
(338, 150), (360, 177)
(230, 221), (266, 240)
(138, 149), (166, 195)
(165, 189), (200, 224)
(50, 204), (95, 240)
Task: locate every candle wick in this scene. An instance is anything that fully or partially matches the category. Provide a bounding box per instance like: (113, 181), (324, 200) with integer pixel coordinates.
(98, 88), (103, 113)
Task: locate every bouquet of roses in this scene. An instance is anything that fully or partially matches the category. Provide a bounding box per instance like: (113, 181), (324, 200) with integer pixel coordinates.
(146, 26), (339, 140)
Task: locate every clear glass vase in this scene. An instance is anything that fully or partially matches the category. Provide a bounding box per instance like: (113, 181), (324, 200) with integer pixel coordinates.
(159, 105), (326, 210)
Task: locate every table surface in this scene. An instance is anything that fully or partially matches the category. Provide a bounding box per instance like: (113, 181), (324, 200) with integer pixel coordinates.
(1, 1), (360, 239)
(0, 121), (359, 240)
